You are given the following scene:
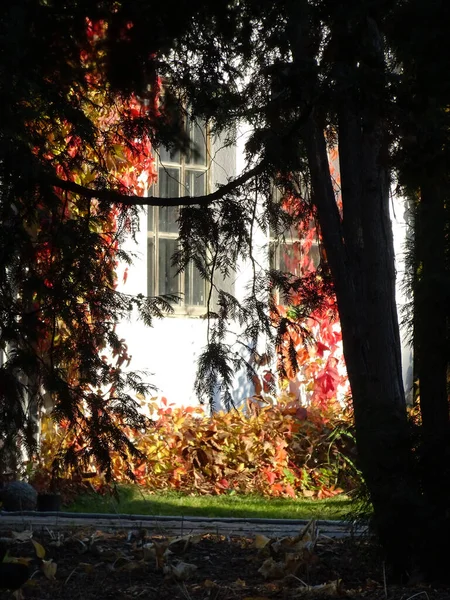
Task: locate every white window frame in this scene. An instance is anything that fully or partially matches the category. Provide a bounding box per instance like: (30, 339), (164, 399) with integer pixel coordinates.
(269, 197), (321, 305)
(147, 119), (211, 316)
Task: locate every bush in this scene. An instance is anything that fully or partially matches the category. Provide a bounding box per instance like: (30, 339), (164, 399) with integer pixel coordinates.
(33, 394), (359, 499)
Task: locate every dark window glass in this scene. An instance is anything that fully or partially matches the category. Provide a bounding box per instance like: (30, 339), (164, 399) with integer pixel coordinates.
(185, 263), (206, 306)
(185, 169), (206, 197)
(148, 116), (208, 310)
(159, 167), (180, 198)
(159, 145), (181, 164)
(147, 239), (155, 296)
(270, 242), (302, 277)
(186, 118), (206, 165)
(158, 238), (180, 298)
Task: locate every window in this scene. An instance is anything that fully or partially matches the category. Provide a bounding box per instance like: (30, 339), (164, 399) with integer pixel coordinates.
(147, 117), (209, 314)
(269, 204), (321, 304)
(269, 232), (321, 277)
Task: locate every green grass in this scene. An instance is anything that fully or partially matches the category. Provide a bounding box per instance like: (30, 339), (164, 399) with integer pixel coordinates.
(66, 486), (356, 521)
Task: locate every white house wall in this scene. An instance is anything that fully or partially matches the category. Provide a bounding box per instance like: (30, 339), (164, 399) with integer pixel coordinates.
(391, 192), (414, 403)
(116, 134), (414, 409)
(116, 129), (255, 410)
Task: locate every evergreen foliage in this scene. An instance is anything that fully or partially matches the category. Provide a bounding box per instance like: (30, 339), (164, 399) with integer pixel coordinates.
(1, 0), (450, 578)
(0, 1), (178, 477)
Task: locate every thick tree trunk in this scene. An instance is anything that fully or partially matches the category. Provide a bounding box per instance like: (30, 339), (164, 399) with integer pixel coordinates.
(415, 178), (450, 541)
(284, 0), (428, 576)
(300, 114), (423, 574)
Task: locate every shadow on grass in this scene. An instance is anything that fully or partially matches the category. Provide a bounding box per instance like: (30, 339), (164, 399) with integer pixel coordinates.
(66, 486), (356, 521)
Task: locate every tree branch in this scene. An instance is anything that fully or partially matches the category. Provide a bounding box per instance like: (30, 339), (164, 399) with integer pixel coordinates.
(41, 162), (266, 207)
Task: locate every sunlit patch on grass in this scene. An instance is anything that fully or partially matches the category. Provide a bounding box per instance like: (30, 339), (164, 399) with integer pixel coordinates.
(66, 486), (356, 520)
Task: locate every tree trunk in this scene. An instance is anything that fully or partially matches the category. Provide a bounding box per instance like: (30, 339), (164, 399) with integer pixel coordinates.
(300, 113), (423, 574)
(414, 176), (450, 571)
(284, 0), (430, 576)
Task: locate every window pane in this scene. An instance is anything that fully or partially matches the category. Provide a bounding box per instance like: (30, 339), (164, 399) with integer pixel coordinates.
(185, 261), (206, 306)
(158, 168), (180, 233)
(186, 117), (206, 165)
(269, 242), (277, 271)
(185, 169), (206, 197)
(159, 167), (180, 198)
(275, 242), (302, 277)
(147, 238), (155, 296)
(308, 243), (321, 270)
(159, 145), (181, 164)
(158, 238), (180, 298)
(159, 206), (180, 234)
(147, 206), (154, 232)
(280, 242), (302, 276)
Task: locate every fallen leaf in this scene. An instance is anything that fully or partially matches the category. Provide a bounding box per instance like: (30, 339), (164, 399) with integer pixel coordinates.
(41, 559), (57, 580)
(284, 552), (314, 575)
(302, 490), (315, 498)
(120, 560), (145, 572)
(11, 531), (33, 542)
(164, 560), (198, 581)
(2, 555), (32, 566)
(272, 521), (318, 556)
(141, 541), (170, 568)
(78, 562), (95, 574)
(293, 580), (343, 598)
(258, 558), (285, 580)
(254, 534), (271, 550)
(169, 533), (202, 550)
(31, 540), (46, 559)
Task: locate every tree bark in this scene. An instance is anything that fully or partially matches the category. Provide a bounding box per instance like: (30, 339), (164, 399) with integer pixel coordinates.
(415, 176), (450, 534)
(284, 0), (424, 574)
(301, 113), (422, 573)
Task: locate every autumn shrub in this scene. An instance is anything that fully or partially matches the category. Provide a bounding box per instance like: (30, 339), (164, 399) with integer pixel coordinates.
(33, 394), (359, 501)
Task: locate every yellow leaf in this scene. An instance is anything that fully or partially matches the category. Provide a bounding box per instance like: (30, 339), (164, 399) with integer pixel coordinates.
(254, 534), (271, 550)
(32, 540), (46, 559)
(3, 555), (32, 566)
(42, 559), (57, 580)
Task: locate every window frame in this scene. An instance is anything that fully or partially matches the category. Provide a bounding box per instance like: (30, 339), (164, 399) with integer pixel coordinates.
(268, 194), (321, 306)
(147, 118), (211, 317)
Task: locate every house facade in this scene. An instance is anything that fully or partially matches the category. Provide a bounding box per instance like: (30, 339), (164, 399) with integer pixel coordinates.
(116, 124), (414, 410)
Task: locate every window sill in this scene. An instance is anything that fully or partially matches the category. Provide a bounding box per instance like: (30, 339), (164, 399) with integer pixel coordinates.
(165, 306), (211, 318)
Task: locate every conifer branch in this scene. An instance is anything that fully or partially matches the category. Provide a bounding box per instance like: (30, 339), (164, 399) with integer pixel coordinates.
(42, 162), (266, 207)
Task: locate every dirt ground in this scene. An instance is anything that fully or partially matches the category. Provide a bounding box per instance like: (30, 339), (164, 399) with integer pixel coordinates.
(1, 526), (449, 600)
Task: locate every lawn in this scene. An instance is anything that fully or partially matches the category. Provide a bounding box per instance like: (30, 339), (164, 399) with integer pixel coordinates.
(66, 486), (357, 520)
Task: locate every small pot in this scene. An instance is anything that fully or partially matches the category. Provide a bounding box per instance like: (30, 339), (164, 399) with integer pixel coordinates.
(37, 493), (61, 512)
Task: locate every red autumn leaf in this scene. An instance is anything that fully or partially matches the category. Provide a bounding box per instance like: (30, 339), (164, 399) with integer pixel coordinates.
(271, 483), (284, 495)
(264, 469), (277, 485)
(316, 341), (330, 357)
(252, 374), (263, 395)
(284, 483), (296, 498)
(262, 370), (274, 393)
